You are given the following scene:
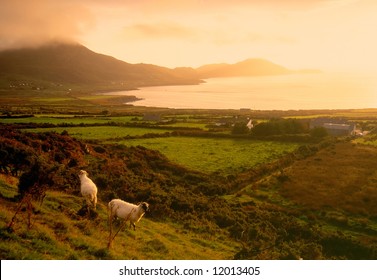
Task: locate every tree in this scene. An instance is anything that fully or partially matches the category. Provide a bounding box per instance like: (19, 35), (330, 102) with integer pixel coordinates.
(310, 127), (328, 138)
(251, 118), (308, 137)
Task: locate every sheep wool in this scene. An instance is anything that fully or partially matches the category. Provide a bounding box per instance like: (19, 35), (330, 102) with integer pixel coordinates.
(78, 170), (98, 210)
(108, 199), (149, 231)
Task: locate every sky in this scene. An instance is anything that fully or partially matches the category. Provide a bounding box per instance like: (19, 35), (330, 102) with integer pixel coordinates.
(1, 0), (377, 73)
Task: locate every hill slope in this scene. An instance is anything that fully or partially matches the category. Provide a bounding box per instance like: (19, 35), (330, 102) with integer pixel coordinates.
(0, 180), (237, 260)
(1, 124), (377, 259)
(0, 42), (201, 88)
(196, 58), (292, 78)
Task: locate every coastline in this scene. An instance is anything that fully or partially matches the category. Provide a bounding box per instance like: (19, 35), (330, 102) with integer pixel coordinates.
(100, 73), (377, 111)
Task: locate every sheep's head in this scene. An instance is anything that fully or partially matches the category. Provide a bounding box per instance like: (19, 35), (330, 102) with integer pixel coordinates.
(140, 202), (149, 212)
(79, 170), (88, 177)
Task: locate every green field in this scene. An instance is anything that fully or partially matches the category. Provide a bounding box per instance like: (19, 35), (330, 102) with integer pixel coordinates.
(22, 124), (300, 174)
(353, 135), (377, 147)
(0, 115), (209, 130)
(9, 114), (302, 175)
(120, 137), (300, 174)
(23, 126), (172, 140)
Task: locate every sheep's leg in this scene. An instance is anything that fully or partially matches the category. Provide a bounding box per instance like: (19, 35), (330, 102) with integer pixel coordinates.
(87, 204), (90, 216)
(86, 198), (91, 216)
(108, 214), (113, 249)
(130, 222), (137, 240)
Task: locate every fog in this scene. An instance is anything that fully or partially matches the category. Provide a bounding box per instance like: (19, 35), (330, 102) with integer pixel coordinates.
(0, 0), (94, 50)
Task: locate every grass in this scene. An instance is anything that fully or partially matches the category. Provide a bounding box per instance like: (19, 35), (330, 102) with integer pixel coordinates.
(0, 114), (212, 131)
(22, 126), (172, 140)
(120, 137), (300, 174)
(280, 142), (377, 216)
(7, 114), (301, 175)
(161, 122), (209, 130)
(0, 177), (238, 260)
(221, 141), (377, 258)
(31, 97), (76, 103)
(353, 137), (377, 147)
(0, 115), (141, 125)
(284, 109), (377, 120)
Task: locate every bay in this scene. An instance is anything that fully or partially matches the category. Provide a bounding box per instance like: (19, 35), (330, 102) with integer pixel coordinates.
(108, 73), (377, 110)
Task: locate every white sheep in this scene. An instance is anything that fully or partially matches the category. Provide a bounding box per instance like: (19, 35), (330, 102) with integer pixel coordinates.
(78, 170), (98, 212)
(108, 199), (149, 231)
(107, 199), (149, 248)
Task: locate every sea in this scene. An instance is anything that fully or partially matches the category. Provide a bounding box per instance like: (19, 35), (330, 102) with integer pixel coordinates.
(107, 72), (377, 110)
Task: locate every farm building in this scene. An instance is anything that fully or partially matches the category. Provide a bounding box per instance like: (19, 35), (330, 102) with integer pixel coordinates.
(323, 123), (356, 136)
(310, 118), (356, 136)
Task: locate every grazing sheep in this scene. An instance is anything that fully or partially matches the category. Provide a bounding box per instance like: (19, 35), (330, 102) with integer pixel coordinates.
(107, 199), (149, 248)
(108, 199), (149, 231)
(78, 170), (98, 212)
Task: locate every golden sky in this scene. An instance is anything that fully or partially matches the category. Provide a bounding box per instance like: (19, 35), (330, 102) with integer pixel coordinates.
(1, 0), (377, 73)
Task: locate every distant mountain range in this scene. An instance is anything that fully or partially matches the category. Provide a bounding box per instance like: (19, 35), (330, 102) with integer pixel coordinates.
(0, 42), (320, 90)
(196, 58), (291, 78)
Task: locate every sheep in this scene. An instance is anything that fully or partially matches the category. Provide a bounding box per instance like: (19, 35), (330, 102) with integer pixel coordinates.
(78, 170), (98, 212)
(108, 199), (149, 230)
(107, 199), (149, 248)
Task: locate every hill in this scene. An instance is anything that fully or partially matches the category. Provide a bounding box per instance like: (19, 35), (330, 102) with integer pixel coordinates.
(196, 58), (292, 78)
(1, 123), (377, 260)
(0, 179), (237, 260)
(0, 43), (320, 94)
(0, 42), (201, 90)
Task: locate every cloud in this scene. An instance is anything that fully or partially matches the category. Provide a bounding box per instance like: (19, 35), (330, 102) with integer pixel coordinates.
(98, 0), (348, 13)
(0, 0), (351, 51)
(122, 22), (197, 40)
(0, 0), (94, 50)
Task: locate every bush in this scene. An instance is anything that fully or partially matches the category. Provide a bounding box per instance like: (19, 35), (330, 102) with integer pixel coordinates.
(310, 127), (328, 138)
(252, 119), (308, 137)
(232, 122), (249, 135)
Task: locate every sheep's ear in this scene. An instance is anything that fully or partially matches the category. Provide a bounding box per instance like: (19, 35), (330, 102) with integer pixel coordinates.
(79, 170), (88, 176)
(142, 202), (149, 212)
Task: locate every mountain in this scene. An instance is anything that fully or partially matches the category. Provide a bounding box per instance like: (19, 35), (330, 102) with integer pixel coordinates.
(196, 58), (293, 78)
(0, 42), (319, 92)
(0, 42), (201, 89)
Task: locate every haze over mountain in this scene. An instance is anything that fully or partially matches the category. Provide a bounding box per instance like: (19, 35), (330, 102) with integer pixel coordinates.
(196, 59), (292, 78)
(0, 42), (315, 90)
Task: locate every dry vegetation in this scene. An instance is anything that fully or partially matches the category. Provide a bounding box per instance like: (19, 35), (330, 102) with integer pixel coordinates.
(280, 142), (377, 216)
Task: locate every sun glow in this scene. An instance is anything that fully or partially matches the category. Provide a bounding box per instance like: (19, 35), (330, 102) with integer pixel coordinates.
(1, 0), (377, 74)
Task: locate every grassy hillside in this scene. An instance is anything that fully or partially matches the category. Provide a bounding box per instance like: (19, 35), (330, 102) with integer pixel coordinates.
(1, 116), (377, 260)
(241, 140), (377, 256)
(0, 177), (237, 260)
(280, 142), (377, 215)
(0, 125), (240, 259)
